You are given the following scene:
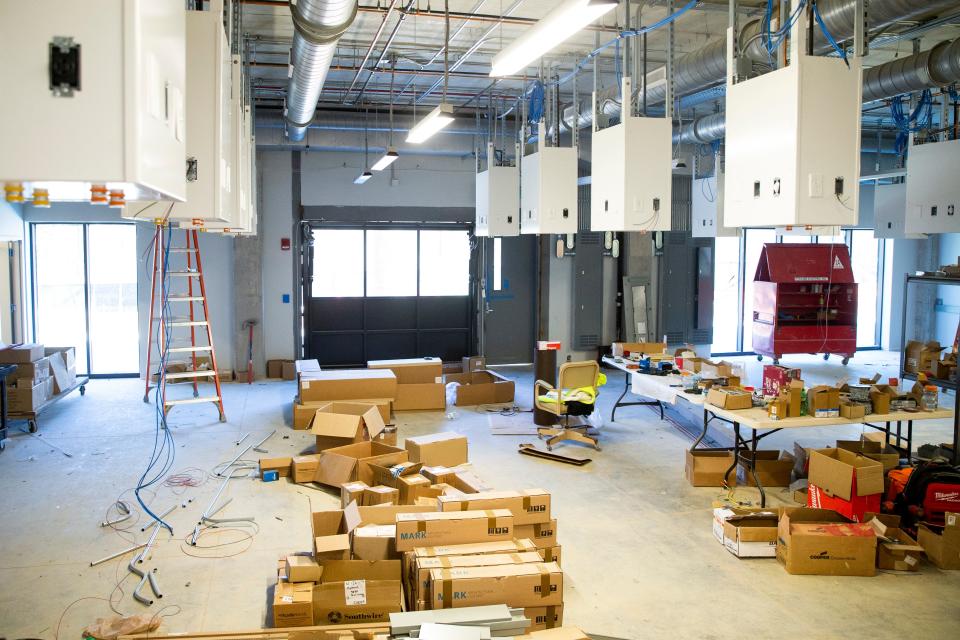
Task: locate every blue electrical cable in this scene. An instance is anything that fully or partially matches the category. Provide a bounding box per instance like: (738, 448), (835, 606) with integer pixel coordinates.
(811, 1), (849, 67)
(527, 80), (545, 124)
(891, 89), (933, 155)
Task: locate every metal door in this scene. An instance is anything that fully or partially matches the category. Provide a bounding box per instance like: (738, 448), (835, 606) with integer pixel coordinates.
(480, 235), (537, 364)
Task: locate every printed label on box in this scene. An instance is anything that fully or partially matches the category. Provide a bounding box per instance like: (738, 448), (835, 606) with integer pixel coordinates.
(344, 580), (367, 606)
(280, 596), (293, 603)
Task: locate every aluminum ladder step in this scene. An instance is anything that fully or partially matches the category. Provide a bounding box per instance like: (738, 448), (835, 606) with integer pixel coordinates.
(166, 345), (213, 354)
(168, 248), (199, 253)
(168, 296), (205, 302)
(168, 320), (209, 327)
(164, 396), (221, 407)
(165, 371), (216, 380)
(167, 271), (202, 277)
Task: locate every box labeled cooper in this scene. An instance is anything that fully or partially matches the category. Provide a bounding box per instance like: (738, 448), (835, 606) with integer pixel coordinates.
(394, 509), (514, 552)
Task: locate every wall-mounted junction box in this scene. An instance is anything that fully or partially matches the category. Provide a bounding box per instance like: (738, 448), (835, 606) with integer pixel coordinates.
(692, 172), (737, 238)
(0, 0), (186, 203)
(905, 139), (960, 235)
(520, 143), (578, 235)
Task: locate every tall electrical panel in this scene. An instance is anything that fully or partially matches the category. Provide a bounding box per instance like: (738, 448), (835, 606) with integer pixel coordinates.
(905, 139), (960, 234)
(725, 53), (862, 228)
(476, 144), (520, 237)
(590, 114), (673, 232)
(520, 145), (578, 235)
(0, 0), (186, 203)
(692, 172), (737, 238)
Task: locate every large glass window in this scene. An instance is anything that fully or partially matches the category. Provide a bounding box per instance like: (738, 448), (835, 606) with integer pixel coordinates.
(742, 229), (777, 352)
(712, 236), (741, 353)
(367, 230), (417, 297)
(312, 229), (364, 297)
(850, 229), (882, 347)
(420, 230), (470, 296)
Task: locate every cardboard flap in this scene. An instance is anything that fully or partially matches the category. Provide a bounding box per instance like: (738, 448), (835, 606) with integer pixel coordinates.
(343, 500), (362, 533)
(310, 411), (364, 438)
(362, 406), (387, 439)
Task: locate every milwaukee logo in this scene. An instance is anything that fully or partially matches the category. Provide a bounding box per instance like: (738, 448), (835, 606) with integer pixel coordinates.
(488, 526), (510, 535)
(400, 531), (427, 540)
(934, 491), (960, 502)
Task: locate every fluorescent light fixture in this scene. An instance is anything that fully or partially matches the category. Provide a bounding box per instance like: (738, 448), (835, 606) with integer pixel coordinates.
(354, 170), (373, 185)
(406, 103), (455, 144)
(490, 0), (617, 77)
(371, 147), (399, 171)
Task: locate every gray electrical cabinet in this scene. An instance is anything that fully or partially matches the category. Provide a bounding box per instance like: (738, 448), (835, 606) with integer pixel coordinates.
(658, 232), (714, 346)
(572, 231), (604, 350)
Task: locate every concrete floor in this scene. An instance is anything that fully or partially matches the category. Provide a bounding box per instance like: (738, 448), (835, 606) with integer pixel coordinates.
(1, 352), (959, 638)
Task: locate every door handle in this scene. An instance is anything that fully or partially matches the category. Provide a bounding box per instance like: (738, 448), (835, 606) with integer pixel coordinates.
(485, 303), (494, 315)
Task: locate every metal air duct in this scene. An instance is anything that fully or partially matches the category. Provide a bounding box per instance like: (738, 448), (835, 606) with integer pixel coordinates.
(285, 0), (359, 141)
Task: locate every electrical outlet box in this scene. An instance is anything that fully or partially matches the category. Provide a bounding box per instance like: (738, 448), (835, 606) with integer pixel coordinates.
(692, 172), (737, 238)
(520, 146), (578, 235)
(725, 56), (862, 227)
(905, 139), (960, 234)
(475, 165), (519, 237)
(0, 0), (186, 202)
(590, 116), (673, 232)
(873, 183), (924, 239)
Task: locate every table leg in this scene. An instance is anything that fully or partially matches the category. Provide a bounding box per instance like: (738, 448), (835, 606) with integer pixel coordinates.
(723, 422), (741, 488)
(906, 420), (913, 463)
(884, 420), (890, 444)
(658, 400), (664, 420)
(896, 421), (902, 448)
(691, 409), (709, 450)
(611, 371), (630, 423)
(750, 429), (766, 508)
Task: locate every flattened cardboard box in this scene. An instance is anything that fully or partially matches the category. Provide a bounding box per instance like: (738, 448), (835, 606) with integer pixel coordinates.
(273, 580), (313, 628)
(405, 538), (540, 579)
(312, 579), (401, 626)
(294, 398), (392, 430)
(314, 441), (408, 487)
(310, 402), (387, 452)
(525, 605), (564, 632)
(439, 488), (551, 525)
(515, 520), (558, 549)
(394, 509), (514, 552)
(367, 357), (443, 384)
(776, 508), (876, 576)
(917, 511), (960, 570)
(686, 449), (736, 487)
(405, 432), (469, 467)
(412, 551), (544, 606)
(444, 370), (516, 406)
(300, 369), (397, 403)
(427, 562), (563, 609)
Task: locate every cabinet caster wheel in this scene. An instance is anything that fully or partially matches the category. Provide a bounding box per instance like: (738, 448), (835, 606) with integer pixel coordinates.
(823, 354), (830, 361)
(756, 355), (763, 362)
(28, 420), (38, 433)
(773, 359), (780, 365)
(841, 357), (850, 366)
(546, 445), (553, 452)
(219, 415), (227, 423)
(79, 385), (86, 396)
(143, 395), (150, 404)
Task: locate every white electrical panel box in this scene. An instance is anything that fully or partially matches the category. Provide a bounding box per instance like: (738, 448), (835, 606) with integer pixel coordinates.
(476, 165), (520, 237)
(0, 0), (186, 203)
(692, 172), (737, 238)
(725, 56), (862, 228)
(590, 116), (672, 232)
(873, 183), (914, 238)
(904, 139), (960, 234)
(520, 146), (578, 234)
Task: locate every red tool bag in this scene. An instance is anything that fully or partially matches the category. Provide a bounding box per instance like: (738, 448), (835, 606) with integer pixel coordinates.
(892, 459), (960, 535)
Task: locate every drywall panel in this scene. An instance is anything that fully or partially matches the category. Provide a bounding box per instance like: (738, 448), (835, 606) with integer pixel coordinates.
(259, 150), (295, 360)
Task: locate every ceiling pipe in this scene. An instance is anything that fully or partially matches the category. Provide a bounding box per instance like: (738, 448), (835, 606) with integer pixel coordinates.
(340, 0), (400, 104)
(674, 37), (960, 145)
(257, 110), (480, 135)
(285, 0), (359, 141)
(559, 0), (960, 133)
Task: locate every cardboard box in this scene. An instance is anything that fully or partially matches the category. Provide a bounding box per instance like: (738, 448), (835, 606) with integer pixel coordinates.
(680, 357), (704, 373)
(8, 377), (53, 413)
(394, 509), (515, 552)
(808, 385), (841, 417)
(412, 551), (544, 605)
(315, 441), (408, 487)
(0, 343), (44, 363)
(612, 342), (666, 357)
(397, 474), (432, 505)
(363, 485), (399, 506)
(712, 506), (772, 544)
(785, 380), (804, 418)
(762, 364), (801, 397)
(869, 384), (896, 415)
(341, 481), (368, 508)
(266, 359), (285, 378)
(10, 356), (51, 384)
(405, 432), (469, 467)
(700, 360), (737, 379)
(904, 340), (945, 373)
(685, 449), (736, 487)
(809, 448), (885, 500)
(776, 508), (877, 576)
(368, 357), (443, 384)
(518, 628), (588, 640)
(439, 489), (551, 526)
(286, 555), (322, 583)
(937, 352), (957, 381)
(318, 559), (400, 583)
(427, 562), (562, 609)
(722, 510), (781, 558)
(737, 450), (795, 487)
(448, 469), (492, 494)
(260, 456), (292, 479)
(352, 504), (438, 560)
(836, 439), (901, 472)
(839, 402), (867, 419)
(917, 511), (960, 569)
(538, 546), (562, 566)
(292, 455), (321, 484)
(310, 502), (361, 561)
(295, 398), (392, 430)
(868, 514), (925, 571)
(311, 402), (387, 452)
(808, 483), (880, 523)
(525, 605), (564, 632)
(280, 361), (296, 380)
(394, 383), (446, 411)
(766, 397), (788, 420)
(273, 580), (314, 627)
(312, 580), (401, 626)
(300, 370), (398, 403)
(462, 356), (486, 372)
(444, 370), (516, 406)
(705, 387), (753, 410)
(514, 520), (558, 549)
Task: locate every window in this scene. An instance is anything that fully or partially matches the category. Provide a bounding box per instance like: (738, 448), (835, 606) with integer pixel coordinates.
(420, 230), (470, 296)
(312, 229), (364, 297)
(367, 229), (417, 297)
(493, 237), (503, 292)
(311, 228), (470, 298)
(850, 229), (882, 347)
(711, 236), (741, 353)
(742, 229), (777, 351)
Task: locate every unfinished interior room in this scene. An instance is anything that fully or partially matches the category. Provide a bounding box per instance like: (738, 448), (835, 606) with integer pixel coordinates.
(4, 0), (960, 638)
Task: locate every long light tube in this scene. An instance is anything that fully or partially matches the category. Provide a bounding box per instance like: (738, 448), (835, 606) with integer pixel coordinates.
(371, 147), (399, 171)
(354, 170), (373, 184)
(406, 103), (455, 144)
(490, 0), (617, 77)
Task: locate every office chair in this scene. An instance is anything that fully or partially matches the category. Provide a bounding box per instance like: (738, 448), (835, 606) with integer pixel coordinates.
(534, 360), (603, 451)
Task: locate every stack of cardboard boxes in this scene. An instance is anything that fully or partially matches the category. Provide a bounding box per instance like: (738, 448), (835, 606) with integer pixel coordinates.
(0, 344), (76, 413)
(904, 339), (957, 381)
(293, 363), (398, 430)
(368, 358), (445, 411)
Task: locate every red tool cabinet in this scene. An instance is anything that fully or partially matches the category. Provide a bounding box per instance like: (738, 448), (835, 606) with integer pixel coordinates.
(752, 243), (858, 365)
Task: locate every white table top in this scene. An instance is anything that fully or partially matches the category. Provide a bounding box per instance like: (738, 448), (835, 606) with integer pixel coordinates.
(702, 403), (954, 430)
(603, 356), (706, 406)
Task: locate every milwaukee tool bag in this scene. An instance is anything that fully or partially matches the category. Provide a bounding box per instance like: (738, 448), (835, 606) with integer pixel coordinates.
(893, 458), (960, 534)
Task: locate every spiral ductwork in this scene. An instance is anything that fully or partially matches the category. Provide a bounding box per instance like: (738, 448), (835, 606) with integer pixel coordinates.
(561, 0), (960, 133)
(285, 0), (358, 141)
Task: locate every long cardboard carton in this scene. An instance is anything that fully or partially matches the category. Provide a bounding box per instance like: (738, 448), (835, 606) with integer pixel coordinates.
(524, 605), (564, 633)
(394, 509), (514, 552)
(427, 562), (563, 609)
(514, 520), (558, 549)
(444, 370), (516, 406)
(300, 370), (397, 403)
(411, 551), (543, 607)
(405, 432), (469, 467)
(439, 489), (551, 525)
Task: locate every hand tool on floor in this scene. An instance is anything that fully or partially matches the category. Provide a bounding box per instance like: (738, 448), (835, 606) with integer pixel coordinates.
(252, 430), (275, 453)
(242, 319), (257, 384)
(518, 443), (592, 466)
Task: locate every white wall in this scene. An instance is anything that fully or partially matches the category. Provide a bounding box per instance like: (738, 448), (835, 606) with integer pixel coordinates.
(0, 201), (24, 240)
(935, 233), (960, 346)
(259, 150), (295, 360)
(21, 202), (235, 375)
